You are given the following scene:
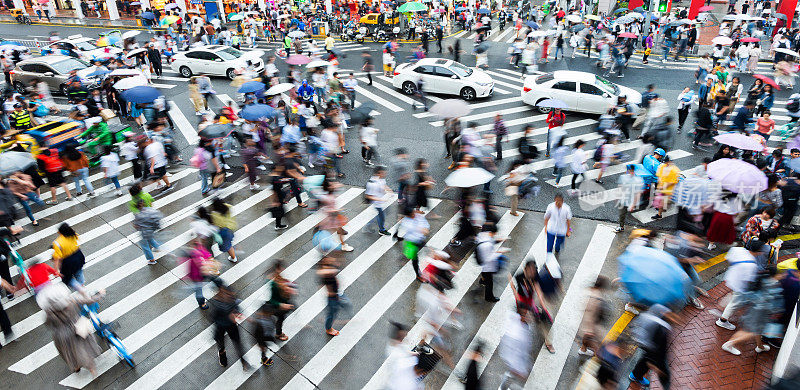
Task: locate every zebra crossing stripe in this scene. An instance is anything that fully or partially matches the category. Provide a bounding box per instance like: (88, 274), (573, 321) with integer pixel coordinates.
(170, 101), (199, 145)
(375, 76), (443, 103)
(525, 225), (617, 389)
(440, 228), (548, 389)
(359, 77), (417, 105)
(413, 96), (522, 119)
(493, 27), (516, 42)
(354, 85), (404, 112)
(431, 105), (532, 127)
(361, 212), (523, 390)
(549, 149), (694, 188)
(484, 69), (524, 84)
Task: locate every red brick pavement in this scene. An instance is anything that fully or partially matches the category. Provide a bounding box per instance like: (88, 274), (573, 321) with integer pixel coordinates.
(631, 283), (777, 390)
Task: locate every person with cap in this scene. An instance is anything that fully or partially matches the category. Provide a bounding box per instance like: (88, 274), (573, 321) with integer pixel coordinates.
(628, 304), (677, 388)
(8, 103), (32, 131)
(615, 164), (644, 233)
(66, 78), (89, 104)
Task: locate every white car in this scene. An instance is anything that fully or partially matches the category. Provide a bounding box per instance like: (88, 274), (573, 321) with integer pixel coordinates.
(171, 45), (265, 80)
(42, 35), (123, 62)
(522, 71), (642, 114)
(392, 58), (494, 101)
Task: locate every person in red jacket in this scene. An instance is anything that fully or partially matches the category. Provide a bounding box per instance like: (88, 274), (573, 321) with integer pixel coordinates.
(36, 148), (73, 204)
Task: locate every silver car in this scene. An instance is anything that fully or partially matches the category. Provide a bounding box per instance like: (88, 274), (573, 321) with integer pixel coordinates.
(10, 55), (97, 95)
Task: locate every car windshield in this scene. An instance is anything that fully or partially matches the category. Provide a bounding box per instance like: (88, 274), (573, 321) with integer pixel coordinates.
(595, 75), (620, 95)
(50, 58), (88, 74)
(215, 47), (243, 60)
(449, 61), (473, 77)
(73, 41), (97, 51)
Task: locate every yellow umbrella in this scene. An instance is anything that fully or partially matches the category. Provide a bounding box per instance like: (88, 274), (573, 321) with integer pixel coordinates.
(96, 36), (111, 47)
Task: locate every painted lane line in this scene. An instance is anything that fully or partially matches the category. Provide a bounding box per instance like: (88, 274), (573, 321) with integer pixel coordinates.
(169, 101), (199, 145)
(55, 189), (363, 388)
(440, 228), (547, 389)
(548, 149), (693, 188)
(354, 85), (404, 112)
(362, 212), (522, 390)
(413, 96), (522, 119)
(431, 105), (533, 127)
(524, 225), (617, 390)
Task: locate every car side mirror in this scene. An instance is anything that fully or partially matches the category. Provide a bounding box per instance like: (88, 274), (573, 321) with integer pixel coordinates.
(451, 75), (458, 79)
(43, 72), (54, 77)
(603, 93), (611, 98)
(215, 58), (223, 62)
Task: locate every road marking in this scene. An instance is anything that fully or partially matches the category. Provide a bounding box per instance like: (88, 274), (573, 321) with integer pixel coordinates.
(169, 101), (199, 145)
(494, 87), (512, 94)
(413, 96), (522, 119)
(548, 149), (694, 188)
(489, 77), (522, 91)
(362, 212), (522, 390)
(524, 224), (616, 390)
(484, 69), (524, 84)
(354, 85), (404, 112)
(375, 76), (443, 103)
(55, 189), (363, 388)
(440, 227), (546, 389)
(155, 75), (188, 82)
(493, 27), (516, 42)
(431, 105), (532, 127)
(467, 32), (477, 39)
(359, 77), (417, 106)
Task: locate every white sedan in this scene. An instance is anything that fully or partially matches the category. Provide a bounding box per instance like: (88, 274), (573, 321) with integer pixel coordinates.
(171, 45), (265, 80)
(521, 71), (642, 114)
(392, 58), (494, 101)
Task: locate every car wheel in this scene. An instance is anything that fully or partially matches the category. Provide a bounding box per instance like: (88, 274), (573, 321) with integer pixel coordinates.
(373, 34), (381, 42)
(535, 99), (552, 113)
(460, 87), (476, 101)
(340, 34), (348, 42)
(357, 37), (364, 43)
(179, 66), (192, 78)
(226, 68), (236, 80)
(12, 82), (25, 93)
(402, 81), (416, 95)
(59, 84), (69, 96)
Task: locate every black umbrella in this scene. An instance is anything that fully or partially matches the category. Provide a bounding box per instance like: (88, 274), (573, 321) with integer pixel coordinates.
(571, 24), (587, 33)
(474, 42), (490, 53)
(475, 25), (491, 32)
(199, 123), (234, 139)
(349, 102), (375, 126)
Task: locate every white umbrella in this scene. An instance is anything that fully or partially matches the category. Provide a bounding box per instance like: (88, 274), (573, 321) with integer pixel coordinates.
(288, 30), (306, 39)
(121, 30), (141, 39)
(711, 36), (734, 45)
(627, 12), (644, 19)
(445, 168), (494, 188)
(109, 68), (144, 77)
(776, 48), (799, 57)
(278, 14), (291, 19)
(527, 30), (550, 38)
(565, 14), (582, 23)
(306, 60), (332, 68)
(114, 76), (148, 90)
(265, 83), (295, 95)
(126, 48), (147, 58)
(430, 99), (471, 118)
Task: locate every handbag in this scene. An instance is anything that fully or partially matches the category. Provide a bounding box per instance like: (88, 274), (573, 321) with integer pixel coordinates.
(74, 316), (93, 339)
(211, 172), (225, 188)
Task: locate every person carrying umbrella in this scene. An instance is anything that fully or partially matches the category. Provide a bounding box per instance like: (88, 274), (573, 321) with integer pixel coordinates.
(628, 304), (678, 388)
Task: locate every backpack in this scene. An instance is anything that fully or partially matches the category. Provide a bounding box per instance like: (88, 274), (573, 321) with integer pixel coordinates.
(33, 101), (50, 117)
(190, 148), (208, 170)
(787, 99), (800, 113)
(593, 142), (605, 162)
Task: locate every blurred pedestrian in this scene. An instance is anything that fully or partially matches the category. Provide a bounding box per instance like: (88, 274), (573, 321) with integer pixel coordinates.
(210, 284), (250, 370)
(721, 268), (784, 355)
(499, 305), (533, 390)
(132, 198), (163, 265)
(628, 304), (677, 389)
(578, 276), (610, 357)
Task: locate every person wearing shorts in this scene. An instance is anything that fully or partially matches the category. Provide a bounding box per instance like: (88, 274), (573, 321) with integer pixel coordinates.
(142, 137), (172, 190)
(35, 148), (73, 204)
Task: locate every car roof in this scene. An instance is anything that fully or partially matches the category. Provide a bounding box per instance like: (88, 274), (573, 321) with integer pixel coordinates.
(551, 71), (597, 83)
(18, 55), (80, 65)
(416, 58), (453, 67)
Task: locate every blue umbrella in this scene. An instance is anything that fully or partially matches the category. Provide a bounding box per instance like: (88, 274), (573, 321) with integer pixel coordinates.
(0, 43), (26, 51)
(618, 245), (691, 306)
(140, 11), (155, 20)
(477, 8), (490, 14)
(87, 68), (112, 78)
(613, 8), (627, 14)
(525, 21), (539, 30)
(238, 81), (266, 94)
(455, 6), (468, 11)
(240, 104), (278, 121)
(121, 85), (161, 104)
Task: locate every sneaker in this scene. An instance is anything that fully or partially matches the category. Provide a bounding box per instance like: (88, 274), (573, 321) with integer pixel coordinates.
(250, 184), (260, 190)
(716, 319), (736, 330)
(614, 226), (624, 233)
(275, 224), (288, 230)
(365, 161), (374, 167)
(218, 351), (228, 367)
(708, 243), (717, 250)
(577, 348), (595, 357)
(692, 298), (705, 310)
(200, 303), (209, 310)
(308, 162), (314, 168)
(261, 356), (274, 366)
(228, 256), (238, 263)
(624, 303), (639, 315)
(378, 229), (390, 236)
(722, 341), (741, 355)
(628, 373), (650, 386)
(147, 259), (157, 265)
(568, 189), (580, 197)
(341, 243), (354, 252)
(115, 189), (123, 196)
(223, 164), (231, 169)
(755, 345), (771, 353)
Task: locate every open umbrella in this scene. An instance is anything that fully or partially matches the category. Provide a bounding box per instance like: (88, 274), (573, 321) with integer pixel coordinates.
(672, 177), (721, 209)
(237, 81), (266, 94)
(109, 68), (143, 77)
(86, 68), (111, 78)
(430, 99), (471, 119)
(619, 32), (637, 39)
(475, 25), (491, 32)
(121, 30), (141, 39)
(0, 43), (27, 51)
(712, 36), (734, 45)
(113, 76), (148, 90)
(618, 245), (691, 306)
(699, 5), (714, 11)
(306, 60), (332, 68)
(585, 14), (601, 21)
(121, 85), (160, 104)
(0, 151), (35, 176)
(140, 11), (155, 20)
(229, 14), (244, 21)
(285, 54), (312, 65)
(615, 15), (635, 24)
(476, 8), (490, 14)
(571, 24), (587, 33)
(129, 1), (140, 4)
(714, 132), (763, 151)
(348, 102), (375, 126)
(239, 104), (278, 121)
(455, 6), (468, 12)
(398, 1), (427, 12)
(528, 30), (550, 38)
(536, 98), (568, 109)
(723, 14), (750, 21)
(474, 42), (490, 53)
(199, 123), (234, 139)
(265, 83), (295, 95)
(565, 14), (582, 23)
(525, 21), (540, 30)
(165, 3), (180, 10)
(707, 158), (768, 195)
(160, 15), (180, 26)
(741, 37), (760, 42)
(126, 48), (147, 57)
(776, 48), (799, 57)
(445, 167), (494, 187)
(288, 30), (306, 39)
(754, 74), (780, 90)
(676, 18), (693, 25)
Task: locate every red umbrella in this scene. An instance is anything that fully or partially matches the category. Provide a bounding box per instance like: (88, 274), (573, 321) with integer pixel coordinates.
(285, 54), (312, 65)
(699, 5), (714, 11)
(740, 37), (760, 43)
(619, 32), (637, 38)
(754, 74), (781, 90)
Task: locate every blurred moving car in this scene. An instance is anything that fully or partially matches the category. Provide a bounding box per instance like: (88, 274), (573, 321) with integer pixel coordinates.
(521, 71), (642, 114)
(170, 45), (265, 80)
(392, 58), (494, 101)
(10, 55), (99, 95)
(41, 34), (123, 62)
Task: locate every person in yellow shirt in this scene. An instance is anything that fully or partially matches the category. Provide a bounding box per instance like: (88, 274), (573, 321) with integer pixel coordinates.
(52, 223), (86, 293)
(653, 156), (680, 219)
(324, 33), (335, 54)
(211, 198), (238, 263)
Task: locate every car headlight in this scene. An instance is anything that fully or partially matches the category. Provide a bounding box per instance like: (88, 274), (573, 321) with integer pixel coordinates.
(476, 82), (492, 87)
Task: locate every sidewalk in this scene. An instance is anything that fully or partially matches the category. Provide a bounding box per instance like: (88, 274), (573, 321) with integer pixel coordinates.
(0, 13), (141, 28)
(644, 282), (777, 390)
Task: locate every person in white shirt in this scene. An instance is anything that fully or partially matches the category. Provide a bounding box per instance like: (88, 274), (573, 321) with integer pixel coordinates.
(99, 146), (123, 196)
(499, 306), (533, 390)
(365, 166), (392, 235)
(264, 56), (279, 78)
(477, 226), (508, 302)
(384, 322), (421, 390)
(120, 134), (142, 179)
(544, 193), (572, 255)
(568, 139), (587, 196)
(342, 72), (358, 109)
(143, 138), (171, 189)
(360, 118), (379, 166)
(716, 243), (760, 331)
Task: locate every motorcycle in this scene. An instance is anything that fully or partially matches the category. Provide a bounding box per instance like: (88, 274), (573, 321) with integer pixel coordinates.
(340, 27), (364, 43)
